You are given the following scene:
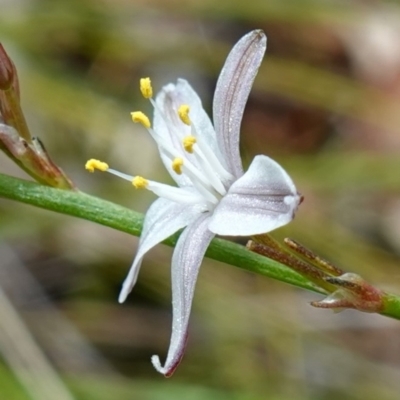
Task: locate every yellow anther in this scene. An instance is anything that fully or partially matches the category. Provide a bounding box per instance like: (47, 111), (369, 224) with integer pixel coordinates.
(140, 77), (153, 99)
(183, 135), (197, 153)
(178, 104), (191, 125)
(132, 176), (149, 189)
(131, 111), (151, 128)
(172, 157), (184, 175)
(85, 159), (109, 173)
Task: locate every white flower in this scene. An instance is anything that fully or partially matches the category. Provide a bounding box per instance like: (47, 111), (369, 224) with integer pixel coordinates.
(86, 30), (301, 377)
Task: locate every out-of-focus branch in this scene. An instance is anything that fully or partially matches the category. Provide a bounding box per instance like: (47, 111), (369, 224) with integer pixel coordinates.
(0, 286), (76, 400)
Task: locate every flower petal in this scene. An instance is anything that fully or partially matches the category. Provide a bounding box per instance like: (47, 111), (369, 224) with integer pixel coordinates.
(118, 198), (202, 303)
(213, 30), (267, 178)
(154, 79), (220, 186)
(208, 155), (300, 236)
(151, 213), (214, 377)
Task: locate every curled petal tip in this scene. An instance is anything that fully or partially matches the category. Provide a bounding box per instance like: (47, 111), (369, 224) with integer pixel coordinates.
(149, 215), (212, 377)
(151, 354), (180, 377)
(151, 355), (165, 375)
(151, 354), (160, 367)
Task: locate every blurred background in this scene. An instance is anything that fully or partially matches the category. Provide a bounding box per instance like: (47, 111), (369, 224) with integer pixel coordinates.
(1, 0), (400, 399)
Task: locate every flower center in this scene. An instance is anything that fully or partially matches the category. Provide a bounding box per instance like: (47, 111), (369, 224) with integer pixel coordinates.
(85, 77), (233, 211)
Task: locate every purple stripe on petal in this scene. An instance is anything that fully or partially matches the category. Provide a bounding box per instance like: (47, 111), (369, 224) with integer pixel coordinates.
(213, 30), (267, 179)
(151, 213), (214, 376)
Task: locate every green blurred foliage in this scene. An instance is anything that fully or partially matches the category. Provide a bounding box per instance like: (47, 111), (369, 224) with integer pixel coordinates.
(1, 0), (400, 399)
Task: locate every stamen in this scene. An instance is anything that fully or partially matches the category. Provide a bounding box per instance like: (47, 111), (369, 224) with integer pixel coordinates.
(183, 130), (230, 195)
(140, 77), (153, 99)
(130, 103), (181, 166)
(133, 121), (177, 161)
(143, 180), (207, 205)
(183, 135), (196, 153)
(132, 176), (149, 189)
(191, 128), (233, 182)
(172, 158), (184, 175)
(126, 88), (229, 209)
(178, 104), (191, 125)
(131, 111), (151, 128)
(179, 161), (220, 204)
(85, 159), (109, 173)
(150, 97), (186, 143)
(106, 168), (134, 182)
(191, 147), (227, 195)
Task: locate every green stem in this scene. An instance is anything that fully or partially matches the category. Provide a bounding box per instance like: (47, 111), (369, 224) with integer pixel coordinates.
(0, 173), (322, 292)
(1, 172), (400, 320)
(381, 293), (400, 320)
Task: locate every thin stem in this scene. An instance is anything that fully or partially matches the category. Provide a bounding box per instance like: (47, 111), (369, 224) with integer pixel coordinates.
(0, 173), (321, 293)
(381, 293), (400, 320)
(1, 172), (400, 320)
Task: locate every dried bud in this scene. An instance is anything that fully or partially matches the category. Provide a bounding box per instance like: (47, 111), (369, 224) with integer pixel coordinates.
(248, 237), (386, 316)
(0, 46), (73, 189)
(0, 44), (16, 91)
(311, 273), (384, 313)
(0, 43), (24, 138)
(0, 123), (74, 189)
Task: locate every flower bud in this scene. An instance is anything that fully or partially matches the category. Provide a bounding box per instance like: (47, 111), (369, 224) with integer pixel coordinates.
(311, 273), (384, 313)
(0, 44), (15, 91)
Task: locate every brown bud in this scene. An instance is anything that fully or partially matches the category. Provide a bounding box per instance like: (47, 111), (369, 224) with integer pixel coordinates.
(311, 273), (384, 313)
(0, 44), (15, 91)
